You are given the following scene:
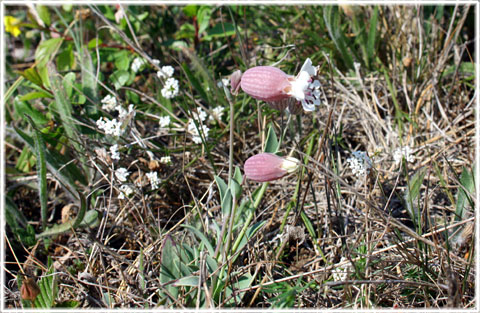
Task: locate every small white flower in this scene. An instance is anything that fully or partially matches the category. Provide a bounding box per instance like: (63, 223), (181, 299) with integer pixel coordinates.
(287, 58), (322, 112)
(394, 146), (414, 164)
(96, 117), (123, 136)
(187, 119), (209, 144)
(146, 171), (161, 190)
(118, 184), (134, 199)
(209, 106), (224, 121)
(193, 107), (207, 122)
(101, 95), (117, 112)
(217, 78), (230, 88)
(157, 65), (175, 79)
(151, 59), (160, 66)
(131, 57), (146, 72)
(160, 156), (171, 164)
(161, 77), (179, 99)
(332, 257), (350, 281)
(110, 144), (120, 160)
(346, 151), (372, 177)
(115, 167), (130, 182)
(158, 116), (171, 128)
(116, 104), (135, 120)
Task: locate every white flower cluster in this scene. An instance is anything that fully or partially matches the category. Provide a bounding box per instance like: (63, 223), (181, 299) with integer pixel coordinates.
(161, 77), (179, 99)
(96, 117), (122, 136)
(115, 167), (130, 182)
(209, 106), (224, 121)
(188, 120), (209, 144)
(101, 95), (117, 112)
(110, 144), (120, 160)
(160, 156), (171, 164)
(393, 146), (414, 164)
(146, 171), (161, 190)
(193, 107), (207, 122)
(96, 103), (135, 137)
(158, 116), (171, 128)
(346, 151), (372, 177)
(157, 65), (175, 79)
(118, 184), (134, 199)
(117, 104), (135, 119)
(331, 257), (351, 281)
(131, 57), (146, 72)
(156, 65), (179, 99)
(187, 107), (210, 144)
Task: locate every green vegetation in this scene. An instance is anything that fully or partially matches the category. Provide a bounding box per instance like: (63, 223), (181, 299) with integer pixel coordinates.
(4, 4), (475, 308)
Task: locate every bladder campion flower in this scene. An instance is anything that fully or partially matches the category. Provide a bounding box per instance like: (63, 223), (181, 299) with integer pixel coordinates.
(244, 153), (299, 182)
(238, 58), (321, 112)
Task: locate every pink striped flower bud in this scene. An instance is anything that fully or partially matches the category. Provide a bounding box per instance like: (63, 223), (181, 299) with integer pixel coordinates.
(244, 153), (299, 182)
(240, 66), (292, 102)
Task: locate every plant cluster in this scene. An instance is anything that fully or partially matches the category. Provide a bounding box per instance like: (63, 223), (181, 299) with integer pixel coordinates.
(3, 4), (476, 309)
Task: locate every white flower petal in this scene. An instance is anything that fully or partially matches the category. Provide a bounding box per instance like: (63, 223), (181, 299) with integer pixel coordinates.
(299, 58), (317, 76)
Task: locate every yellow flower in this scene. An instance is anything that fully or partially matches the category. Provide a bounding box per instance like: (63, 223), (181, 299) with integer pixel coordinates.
(4, 16), (22, 37)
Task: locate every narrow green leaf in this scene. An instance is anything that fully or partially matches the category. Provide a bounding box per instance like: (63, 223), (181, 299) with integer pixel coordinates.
(159, 236), (180, 300)
(182, 225), (215, 256)
(172, 275), (199, 287)
(455, 165), (475, 221)
(301, 211), (316, 240)
(36, 195), (90, 238)
(19, 91), (53, 101)
(13, 126), (87, 193)
(405, 167), (426, 226)
(5, 76), (24, 103)
(221, 189), (233, 215)
(25, 115), (48, 230)
(367, 6), (379, 65)
(214, 175), (228, 202)
(323, 6), (354, 69)
(5, 196), (28, 229)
